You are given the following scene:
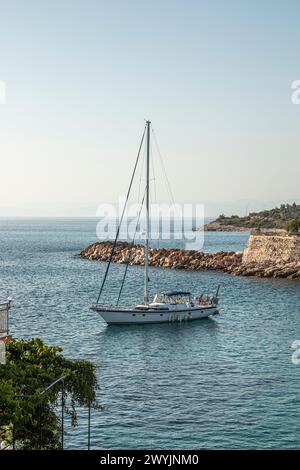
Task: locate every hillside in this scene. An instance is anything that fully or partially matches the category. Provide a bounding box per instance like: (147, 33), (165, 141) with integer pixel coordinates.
(205, 203), (300, 231)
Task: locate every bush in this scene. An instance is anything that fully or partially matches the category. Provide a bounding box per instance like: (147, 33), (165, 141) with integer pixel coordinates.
(286, 219), (300, 234)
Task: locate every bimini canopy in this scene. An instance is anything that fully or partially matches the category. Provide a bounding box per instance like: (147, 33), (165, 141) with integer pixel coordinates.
(160, 291), (191, 297)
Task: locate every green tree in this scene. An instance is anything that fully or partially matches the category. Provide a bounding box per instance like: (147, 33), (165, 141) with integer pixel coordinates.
(0, 338), (100, 449)
(286, 219), (300, 234)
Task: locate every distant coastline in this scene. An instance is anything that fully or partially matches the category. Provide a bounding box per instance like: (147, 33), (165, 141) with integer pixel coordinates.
(203, 221), (250, 232)
(201, 203), (300, 233)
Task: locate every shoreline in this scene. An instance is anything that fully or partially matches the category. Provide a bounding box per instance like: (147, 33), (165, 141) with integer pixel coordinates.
(203, 221), (250, 232)
(202, 221), (289, 234)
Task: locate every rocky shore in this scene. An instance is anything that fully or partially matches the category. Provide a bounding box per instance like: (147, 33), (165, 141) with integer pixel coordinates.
(203, 221), (250, 232)
(203, 221), (287, 233)
(79, 237), (300, 280)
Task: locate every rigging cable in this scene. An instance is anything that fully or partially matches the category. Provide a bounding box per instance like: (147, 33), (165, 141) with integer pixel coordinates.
(116, 190), (146, 305)
(151, 126), (181, 243)
(151, 127), (177, 209)
(150, 137), (160, 293)
(116, 132), (147, 305)
(96, 124), (146, 304)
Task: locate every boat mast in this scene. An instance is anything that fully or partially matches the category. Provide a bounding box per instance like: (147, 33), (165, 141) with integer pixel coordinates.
(144, 120), (151, 304)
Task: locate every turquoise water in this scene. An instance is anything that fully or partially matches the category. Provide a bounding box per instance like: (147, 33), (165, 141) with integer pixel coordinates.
(1, 218), (300, 449)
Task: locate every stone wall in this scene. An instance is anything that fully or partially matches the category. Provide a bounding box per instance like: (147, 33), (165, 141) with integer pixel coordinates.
(242, 235), (300, 266)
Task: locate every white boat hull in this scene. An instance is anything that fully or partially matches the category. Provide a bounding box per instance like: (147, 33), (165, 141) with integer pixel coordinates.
(91, 305), (219, 324)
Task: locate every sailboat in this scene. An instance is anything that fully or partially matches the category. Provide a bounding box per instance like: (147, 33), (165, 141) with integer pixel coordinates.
(91, 121), (220, 324)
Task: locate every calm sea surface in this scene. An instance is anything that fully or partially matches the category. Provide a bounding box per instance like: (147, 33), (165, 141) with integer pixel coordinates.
(1, 218), (300, 449)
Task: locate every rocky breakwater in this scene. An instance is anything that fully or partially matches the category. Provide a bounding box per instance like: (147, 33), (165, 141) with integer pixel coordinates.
(79, 235), (300, 280)
(79, 241), (242, 274)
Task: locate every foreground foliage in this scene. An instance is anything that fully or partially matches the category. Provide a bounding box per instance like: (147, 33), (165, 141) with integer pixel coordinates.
(0, 338), (100, 449)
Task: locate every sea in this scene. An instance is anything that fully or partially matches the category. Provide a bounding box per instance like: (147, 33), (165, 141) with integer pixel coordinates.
(1, 217), (300, 449)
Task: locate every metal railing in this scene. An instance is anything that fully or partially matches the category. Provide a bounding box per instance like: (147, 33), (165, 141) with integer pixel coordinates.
(0, 302), (9, 335)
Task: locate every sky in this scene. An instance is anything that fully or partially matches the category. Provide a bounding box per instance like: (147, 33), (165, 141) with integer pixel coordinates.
(0, 0), (300, 217)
